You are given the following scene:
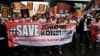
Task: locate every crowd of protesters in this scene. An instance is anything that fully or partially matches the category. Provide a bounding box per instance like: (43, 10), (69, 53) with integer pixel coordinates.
(0, 11), (100, 55)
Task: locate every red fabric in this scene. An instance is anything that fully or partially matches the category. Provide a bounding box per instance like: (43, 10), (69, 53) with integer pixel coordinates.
(90, 23), (96, 42)
(58, 3), (65, 10)
(65, 4), (71, 12)
(90, 22), (100, 42)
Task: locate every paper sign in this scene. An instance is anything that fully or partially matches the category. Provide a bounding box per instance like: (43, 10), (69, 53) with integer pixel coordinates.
(2, 7), (9, 18)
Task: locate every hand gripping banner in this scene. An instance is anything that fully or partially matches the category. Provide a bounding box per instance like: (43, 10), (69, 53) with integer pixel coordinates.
(6, 22), (76, 47)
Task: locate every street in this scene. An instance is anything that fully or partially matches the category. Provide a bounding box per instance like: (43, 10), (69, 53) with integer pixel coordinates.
(1, 44), (100, 56)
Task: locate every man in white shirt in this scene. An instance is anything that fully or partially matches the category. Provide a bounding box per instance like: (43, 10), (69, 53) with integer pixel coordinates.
(79, 14), (92, 48)
(38, 14), (46, 22)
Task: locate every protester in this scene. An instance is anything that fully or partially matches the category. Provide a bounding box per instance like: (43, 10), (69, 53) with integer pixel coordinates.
(31, 15), (39, 22)
(46, 17), (51, 23)
(91, 17), (100, 48)
(69, 16), (78, 48)
(79, 14), (92, 48)
(51, 16), (57, 24)
(56, 17), (64, 54)
(0, 18), (8, 56)
(38, 14), (47, 22)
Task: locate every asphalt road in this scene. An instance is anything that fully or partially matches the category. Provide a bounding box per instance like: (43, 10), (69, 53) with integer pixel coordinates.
(0, 44), (100, 56)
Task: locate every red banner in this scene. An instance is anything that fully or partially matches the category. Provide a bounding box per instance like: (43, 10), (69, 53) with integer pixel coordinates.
(6, 22), (76, 47)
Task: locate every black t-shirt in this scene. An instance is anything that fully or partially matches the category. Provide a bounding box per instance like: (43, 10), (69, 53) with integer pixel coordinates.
(0, 24), (7, 37)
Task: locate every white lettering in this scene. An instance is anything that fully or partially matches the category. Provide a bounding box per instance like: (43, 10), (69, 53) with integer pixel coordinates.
(34, 25), (39, 36)
(16, 25), (22, 36)
(28, 25), (34, 36)
(23, 25), (28, 36)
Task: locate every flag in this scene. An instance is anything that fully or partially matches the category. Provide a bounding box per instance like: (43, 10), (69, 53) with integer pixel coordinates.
(65, 4), (71, 13)
(57, 3), (65, 14)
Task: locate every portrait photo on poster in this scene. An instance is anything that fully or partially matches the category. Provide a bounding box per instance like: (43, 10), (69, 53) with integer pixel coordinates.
(20, 9), (30, 18)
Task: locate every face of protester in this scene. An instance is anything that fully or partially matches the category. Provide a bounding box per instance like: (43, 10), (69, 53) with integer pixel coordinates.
(98, 18), (100, 22)
(61, 17), (64, 23)
(65, 16), (69, 20)
(42, 15), (46, 19)
(11, 16), (16, 21)
(32, 16), (38, 22)
(96, 18), (100, 23)
(46, 18), (51, 22)
(83, 15), (87, 20)
(3, 20), (7, 24)
(37, 14), (41, 18)
(57, 18), (62, 24)
(8, 17), (11, 21)
(46, 14), (50, 18)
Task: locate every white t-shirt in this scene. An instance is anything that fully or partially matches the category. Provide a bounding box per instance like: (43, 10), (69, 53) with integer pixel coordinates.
(38, 18), (46, 22)
(84, 19), (88, 31)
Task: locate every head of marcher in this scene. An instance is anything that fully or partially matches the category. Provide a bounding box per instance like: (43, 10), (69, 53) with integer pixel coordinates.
(41, 14), (46, 19)
(56, 18), (62, 24)
(32, 15), (38, 22)
(46, 17), (51, 22)
(60, 16), (65, 23)
(96, 17), (100, 23)
(65, 15), (69, 20)
(83, 14), (87, 19)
